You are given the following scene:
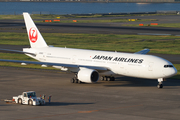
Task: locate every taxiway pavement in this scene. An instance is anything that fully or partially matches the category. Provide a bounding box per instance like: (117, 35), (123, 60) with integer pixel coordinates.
(0, 15), (180, 120)
(0, 67), (180, 120)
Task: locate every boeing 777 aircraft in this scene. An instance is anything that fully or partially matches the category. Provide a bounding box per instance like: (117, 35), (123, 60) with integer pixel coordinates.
(0, 12), (177, 88)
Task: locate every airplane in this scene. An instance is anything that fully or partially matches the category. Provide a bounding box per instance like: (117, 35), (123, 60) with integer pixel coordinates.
(0, 12), (177, 88)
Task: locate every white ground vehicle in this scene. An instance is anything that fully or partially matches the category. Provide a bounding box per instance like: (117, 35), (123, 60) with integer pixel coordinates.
(13, 91), (45, 106)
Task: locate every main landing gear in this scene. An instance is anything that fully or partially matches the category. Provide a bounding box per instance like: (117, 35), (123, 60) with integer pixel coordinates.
(70, 74), (82, 84)
(157, 78), (165, 89)
(101, 76), (115, 81)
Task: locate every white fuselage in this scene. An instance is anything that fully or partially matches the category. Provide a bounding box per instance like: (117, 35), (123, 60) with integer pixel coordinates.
(0, 12), (176, 88)
(24, 47), (177, 80)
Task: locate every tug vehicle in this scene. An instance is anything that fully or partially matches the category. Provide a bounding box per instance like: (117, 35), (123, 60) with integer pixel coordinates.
(13, 91), (45, 106)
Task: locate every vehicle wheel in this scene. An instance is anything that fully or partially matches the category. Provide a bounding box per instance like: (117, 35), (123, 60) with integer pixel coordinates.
(157, 84), (163, 89)
(28, 100), (33, 106)
(18, 98), (22, 104)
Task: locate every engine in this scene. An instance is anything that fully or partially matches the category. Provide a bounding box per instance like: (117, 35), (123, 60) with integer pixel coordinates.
(77, 69), (99, 83)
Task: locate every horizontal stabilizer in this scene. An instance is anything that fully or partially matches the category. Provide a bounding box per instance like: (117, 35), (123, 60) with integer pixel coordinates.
(0, 48), (36, 56)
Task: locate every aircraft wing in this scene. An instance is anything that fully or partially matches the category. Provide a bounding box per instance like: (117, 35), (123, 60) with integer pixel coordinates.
(0, 48), (109, 71)
(0, 59), (109, 71)
(134, 49), (150, 54)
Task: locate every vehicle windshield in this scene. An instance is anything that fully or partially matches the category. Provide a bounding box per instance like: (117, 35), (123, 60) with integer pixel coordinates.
(27, 92), (36, 98)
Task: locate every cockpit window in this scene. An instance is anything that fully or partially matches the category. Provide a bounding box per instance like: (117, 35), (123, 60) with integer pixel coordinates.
(164, 65), (173, 68)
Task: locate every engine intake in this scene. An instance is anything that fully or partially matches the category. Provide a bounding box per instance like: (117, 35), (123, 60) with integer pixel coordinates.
(77, 69), (99, 83)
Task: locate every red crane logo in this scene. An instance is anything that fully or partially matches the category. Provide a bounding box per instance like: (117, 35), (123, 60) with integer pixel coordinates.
(29, 27), (38, 43)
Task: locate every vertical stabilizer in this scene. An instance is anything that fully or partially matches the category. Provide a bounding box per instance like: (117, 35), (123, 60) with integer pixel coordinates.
(23, 12), (48, 48)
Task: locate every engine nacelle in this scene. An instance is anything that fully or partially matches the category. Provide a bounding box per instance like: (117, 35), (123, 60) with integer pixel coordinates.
(77, 69), (99, 83)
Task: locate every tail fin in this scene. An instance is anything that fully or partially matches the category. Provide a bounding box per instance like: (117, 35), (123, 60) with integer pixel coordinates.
(23, 12), (48, 48)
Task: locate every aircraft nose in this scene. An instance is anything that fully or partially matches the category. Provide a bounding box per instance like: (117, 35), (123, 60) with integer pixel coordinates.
(172, 67), (177, 76)
(164, 67), (177, 78)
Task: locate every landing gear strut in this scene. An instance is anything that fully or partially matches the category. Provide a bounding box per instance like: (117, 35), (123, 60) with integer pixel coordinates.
(157, 78), (165, 89)
(71, 74), (82, 84)
(101, 76), (115, 81)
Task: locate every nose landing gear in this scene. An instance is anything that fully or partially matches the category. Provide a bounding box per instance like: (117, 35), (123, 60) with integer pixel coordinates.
(157, 83), (163, 89)
(157, 78), (165, 89)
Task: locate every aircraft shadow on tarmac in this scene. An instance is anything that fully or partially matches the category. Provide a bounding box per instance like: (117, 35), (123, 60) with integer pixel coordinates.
(43, 102), (94, 106)
(103, 76), (180, 87)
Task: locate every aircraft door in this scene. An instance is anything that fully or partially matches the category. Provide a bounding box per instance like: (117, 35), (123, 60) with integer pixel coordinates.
(37, 52), (46, 61)
(72, 55), (76, 63)
(119, 63), (124, 69)
(23, 93), (28, 104)
(118, 62), (127, 75)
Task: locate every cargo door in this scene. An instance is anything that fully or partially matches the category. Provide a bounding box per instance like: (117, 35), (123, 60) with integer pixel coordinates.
(37, 52), (46, 61)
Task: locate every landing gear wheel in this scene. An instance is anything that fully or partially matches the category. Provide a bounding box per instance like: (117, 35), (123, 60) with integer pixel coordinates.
(102, 76), (115, 81)
(104, 76), (108, 81)
(71, 74), (79, 84)
(28, 100), (33, 106)
(112, 77), (115, 81)
(18, 98), (22, 104)
(71, 78), (75, 83)
(101, 76), (104, 81)
(78, 80), (82, 84)
(157, 84), (163, 89)
(107, 77), (111, 81)
(157, 78), (164, 89)
(75, 79), (79, 83)
(110, 77), (115, 81)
